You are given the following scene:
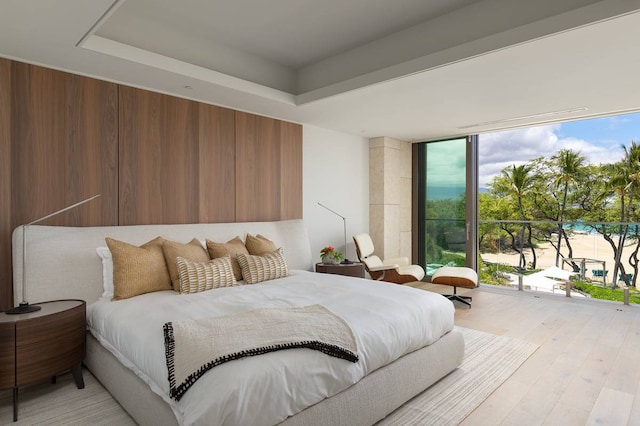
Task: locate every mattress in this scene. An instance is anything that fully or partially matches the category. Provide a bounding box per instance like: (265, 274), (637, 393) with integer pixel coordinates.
(87, 270), (455, 425)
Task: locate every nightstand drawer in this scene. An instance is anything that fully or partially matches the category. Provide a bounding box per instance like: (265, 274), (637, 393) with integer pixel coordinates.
(17, 329), (85, 386)
(15, 303), (85, 386)
(0, 299), (86, 423)
(16, 306), (84, 345)
(0, 324), (15, 389)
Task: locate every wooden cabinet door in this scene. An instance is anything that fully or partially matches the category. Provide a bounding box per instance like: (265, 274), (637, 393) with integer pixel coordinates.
(15, 305), (85, 386)
(0, 323), (15, 388)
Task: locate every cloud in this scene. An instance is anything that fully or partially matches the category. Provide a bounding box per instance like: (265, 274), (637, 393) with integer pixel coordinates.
(606, 116), (632, 130)
(478, 124), (624, 188)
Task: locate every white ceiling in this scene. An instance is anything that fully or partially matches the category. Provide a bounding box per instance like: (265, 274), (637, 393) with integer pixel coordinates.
(1, 0), (639, 141)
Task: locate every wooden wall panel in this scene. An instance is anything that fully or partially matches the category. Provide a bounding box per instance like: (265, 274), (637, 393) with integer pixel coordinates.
(0, 62), (118, 309)
(10, 63), (118, 227)
(119, 87), (200, 225)
(0, 59), (12, 309)
(198, 104), (236, 223)
(279, 121), (303, 220)
(235, 112), (281, 222)
(0, 59), (302, 308)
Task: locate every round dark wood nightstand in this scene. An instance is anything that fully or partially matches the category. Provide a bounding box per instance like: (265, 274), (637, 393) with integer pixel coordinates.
(315, 262), (366, 278)
(0, 299), (86, 422)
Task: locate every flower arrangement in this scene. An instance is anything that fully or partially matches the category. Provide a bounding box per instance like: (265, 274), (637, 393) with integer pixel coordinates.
(320, 246), (344, 264)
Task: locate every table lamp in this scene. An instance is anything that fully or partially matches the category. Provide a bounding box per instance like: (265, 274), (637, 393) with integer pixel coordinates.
(317, 202), (353, 264)
(7, 194), (101, 314)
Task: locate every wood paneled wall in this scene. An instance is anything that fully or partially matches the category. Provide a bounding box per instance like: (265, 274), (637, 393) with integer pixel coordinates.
(235, 112), (302, 222)
(10, 62), (119, 227)
(118, 87), (237, 225)
(0, 60), (12, 309)
(0, 58), (302, 309)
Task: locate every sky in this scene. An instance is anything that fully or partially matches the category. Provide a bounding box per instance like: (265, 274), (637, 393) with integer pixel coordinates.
(478, 112), (640, 189)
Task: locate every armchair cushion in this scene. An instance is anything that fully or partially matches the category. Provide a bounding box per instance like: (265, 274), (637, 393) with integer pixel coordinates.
(398, 264), (425, 281)
(431, 266), (477, 288)
(368, 263), (399, 272)
(353, 234), (375, 258)
(361, 254), (383, 269)
(383, 257), (410, 267)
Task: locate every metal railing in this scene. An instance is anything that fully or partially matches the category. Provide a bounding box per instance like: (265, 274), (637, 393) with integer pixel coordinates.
(476, 219), (639, 305)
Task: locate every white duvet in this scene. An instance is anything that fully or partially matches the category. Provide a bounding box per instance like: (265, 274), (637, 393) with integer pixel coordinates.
(87, 270), (455, 426)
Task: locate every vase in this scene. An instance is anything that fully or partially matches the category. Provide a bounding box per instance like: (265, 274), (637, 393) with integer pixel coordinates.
(331, 257), (341, 265)
(322, 256), (334, 265)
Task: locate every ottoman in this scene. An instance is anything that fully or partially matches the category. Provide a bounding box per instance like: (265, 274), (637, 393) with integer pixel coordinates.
(431, 266), (478, 307)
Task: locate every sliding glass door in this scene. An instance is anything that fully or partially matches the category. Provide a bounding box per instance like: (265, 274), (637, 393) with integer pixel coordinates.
(416, 136), (478, 276)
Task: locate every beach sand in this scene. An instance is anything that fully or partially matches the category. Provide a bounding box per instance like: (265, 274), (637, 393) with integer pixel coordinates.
(481, 232), (638, 285)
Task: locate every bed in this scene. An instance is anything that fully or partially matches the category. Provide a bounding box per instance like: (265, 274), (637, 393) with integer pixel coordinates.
(12, 219), (464, 425)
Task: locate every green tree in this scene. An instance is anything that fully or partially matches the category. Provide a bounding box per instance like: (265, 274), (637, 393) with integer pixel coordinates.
(493, 164), (535, 270)
(551, 149), (585, 267)
(602, 141), (640, 287)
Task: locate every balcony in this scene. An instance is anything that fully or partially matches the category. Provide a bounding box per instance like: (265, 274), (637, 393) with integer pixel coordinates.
(422, 220), (640, 305)
(475, 220), (640, 305)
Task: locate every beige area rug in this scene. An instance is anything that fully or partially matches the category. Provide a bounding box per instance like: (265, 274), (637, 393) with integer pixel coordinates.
(0, 327), (536, 426)
(379, 327), (539, 425)
(0, 372), (136, 426)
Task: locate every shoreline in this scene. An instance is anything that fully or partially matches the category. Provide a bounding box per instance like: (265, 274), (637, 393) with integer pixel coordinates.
(480, 232), (638, 283)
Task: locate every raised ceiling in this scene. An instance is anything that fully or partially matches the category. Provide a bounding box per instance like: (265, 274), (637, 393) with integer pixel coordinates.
(1, 0), (639, 141)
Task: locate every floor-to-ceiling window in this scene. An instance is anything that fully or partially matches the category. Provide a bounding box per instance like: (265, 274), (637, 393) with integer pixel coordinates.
(416, 136), (478, 276)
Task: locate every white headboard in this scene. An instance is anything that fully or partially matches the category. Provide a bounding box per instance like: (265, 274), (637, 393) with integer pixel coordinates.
(12, 219), (312, 306)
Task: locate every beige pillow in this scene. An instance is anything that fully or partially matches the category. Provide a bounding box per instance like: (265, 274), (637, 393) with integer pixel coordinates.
(177, 256), (237, 294)
(236, 247), (288, 284)
(105, 236), (172, 300)
(206, 236), (248, 280)
(245, 234), (277, 255)
(162, 238), (210, 291)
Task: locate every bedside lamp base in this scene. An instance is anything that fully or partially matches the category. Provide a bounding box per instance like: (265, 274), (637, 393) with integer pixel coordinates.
(6, 302), (41, 315)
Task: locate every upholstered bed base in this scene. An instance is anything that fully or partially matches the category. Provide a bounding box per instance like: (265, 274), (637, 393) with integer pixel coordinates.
(86, 328), (464, 425)
(14, 219), (464, 425)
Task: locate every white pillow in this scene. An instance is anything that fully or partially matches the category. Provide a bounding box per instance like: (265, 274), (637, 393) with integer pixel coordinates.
(96, 246), (114, 299)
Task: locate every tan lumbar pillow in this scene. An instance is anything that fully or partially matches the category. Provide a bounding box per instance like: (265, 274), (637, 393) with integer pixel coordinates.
(236, 247), (288, 284)
(106, 236), (172, 300)
(245, 234), (277, 256)
(176, 255), (237, 294)
(162, 238), (210, 291)
(206, 236), (248, 281)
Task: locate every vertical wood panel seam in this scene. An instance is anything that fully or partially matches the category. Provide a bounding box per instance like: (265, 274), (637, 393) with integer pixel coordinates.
(116, 85), (120, 226)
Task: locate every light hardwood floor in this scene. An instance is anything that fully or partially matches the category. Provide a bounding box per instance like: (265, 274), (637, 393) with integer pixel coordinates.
(414, 282), (640, 425)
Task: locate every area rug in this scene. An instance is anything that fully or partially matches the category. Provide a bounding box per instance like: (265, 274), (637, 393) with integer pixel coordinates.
(0, 372), (136, 426)
(379, 327), (539, 425)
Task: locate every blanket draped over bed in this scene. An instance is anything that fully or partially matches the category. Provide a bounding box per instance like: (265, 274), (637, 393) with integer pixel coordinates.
(163, 304), (359, 400)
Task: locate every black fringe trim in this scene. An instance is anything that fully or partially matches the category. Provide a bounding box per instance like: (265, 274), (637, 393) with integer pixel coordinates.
(162, 322), (358, 401)
(163, 322), (177, 394)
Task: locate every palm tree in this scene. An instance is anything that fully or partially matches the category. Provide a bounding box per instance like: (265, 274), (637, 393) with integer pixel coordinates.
(502, 164), (534, 270)
(607, 141), (640, 287)
(551, 149), (585, 267)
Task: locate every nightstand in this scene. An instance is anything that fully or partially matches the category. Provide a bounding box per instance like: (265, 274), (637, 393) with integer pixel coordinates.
(315, 262), (366, 278)
(0, 299), (86, 422)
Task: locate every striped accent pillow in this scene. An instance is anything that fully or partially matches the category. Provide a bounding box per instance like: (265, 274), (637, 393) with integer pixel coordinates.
(176, 255), (237, 294)
(236, 248), (289, 284)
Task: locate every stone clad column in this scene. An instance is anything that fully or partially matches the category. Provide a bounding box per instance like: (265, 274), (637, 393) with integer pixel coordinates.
(369, 137), (412, 261)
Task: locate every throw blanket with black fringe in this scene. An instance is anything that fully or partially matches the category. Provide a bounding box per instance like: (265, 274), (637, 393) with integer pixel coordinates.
(163, 304), (359, 401)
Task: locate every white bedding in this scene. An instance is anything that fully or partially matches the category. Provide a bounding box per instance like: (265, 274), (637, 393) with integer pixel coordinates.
(87, 270), (455, 426)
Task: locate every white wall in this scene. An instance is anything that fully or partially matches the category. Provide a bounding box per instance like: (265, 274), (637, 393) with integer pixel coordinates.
(303, 125), (369, 264)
